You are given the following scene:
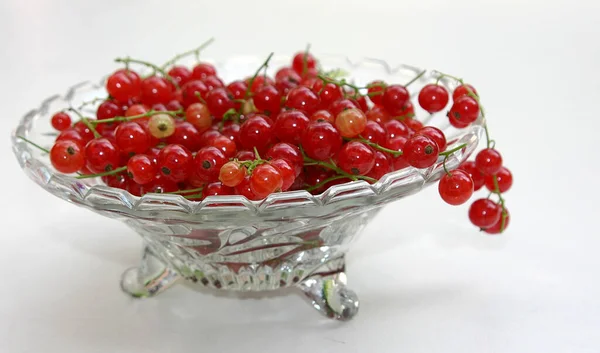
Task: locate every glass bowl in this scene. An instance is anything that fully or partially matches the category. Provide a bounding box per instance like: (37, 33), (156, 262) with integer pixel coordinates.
(11, 54), (485, 321)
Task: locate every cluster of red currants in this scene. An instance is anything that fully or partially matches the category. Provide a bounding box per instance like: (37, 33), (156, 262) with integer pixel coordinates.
(37, 41), (510, 233)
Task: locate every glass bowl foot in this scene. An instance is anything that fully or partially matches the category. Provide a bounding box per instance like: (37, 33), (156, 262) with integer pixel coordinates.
(120, 245), (180, 298)
(299, 271), (359, 321)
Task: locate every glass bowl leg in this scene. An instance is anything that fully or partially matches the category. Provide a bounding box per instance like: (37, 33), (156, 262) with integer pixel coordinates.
(299, 257), (359, 321)
(120, 244), (180, 298)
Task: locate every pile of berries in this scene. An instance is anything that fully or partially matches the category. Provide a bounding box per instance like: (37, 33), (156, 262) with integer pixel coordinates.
(32, 40), (511, 233)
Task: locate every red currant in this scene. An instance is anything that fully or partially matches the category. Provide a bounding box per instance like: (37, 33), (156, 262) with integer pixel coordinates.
(114, 121), (150, 154)
(211, 135), (237, 158)
(403, 135), (439, 168)
(51, 112), (71, 131)
(57, 129), (85, 146)
(468, 199), (502, 229)
(365, 151), (391, 180)
(304, 166), (335, 194)
(453, 84), (478, 101)
(475, 148), (503, 175)
(192, 146), (227, 183)
(157, 144), (193, 183)
(362, 121), (387, 146)
(404, 118), (424, 133)
(206, 87), (235, 120)
(221, 122), (241, 146)
(384, 120), (410, 140)
(239, 115), (274, 153)
(301, 121), (342, 161)
(168, 66), (192, 86)
(103, 172), (128, 189)
(292, 51), (317, 75)
(199, 130), (222, 148)
(484, 208), (510, 234)
(202, 75), (225, 91)
(166, 99), (183, 112)
(265, 142), (303, 177)
(50, 140), (85, 173)
(336, 141), (376, 175)
(148, 113), (176, 139)
(448, 96), (480, 125)
(418, 84), (449, 113)
(285, 86), (320, 115)
(366, 105), (391, 124)
(273, 110), (310, 145)
(250, 164), (283, 198)
(318, 83), (344, 108)
(484, 166), (513, 193)
(438, 170), (474, 205)
(185, 103), (212, 133)
(249, 75), (275, 94)
(253, 85), (281, 115)
(219, 161), (246, 187)
(141, 76), (173, 105)
(335, 108), (367, 138)
(181, 80), (209, 107)
(418, 126), (447, 151)
(192, 62), (217, 81)
(74, 121), (96, 143)
(144, 174), (179, 194)
(236, 150), (255, 162)
(234, 176), (261, 201)
(204, 181), (233, 198)
(460, 161), (485, 190)
(310, 110), (334, 124)
(166, 122), (202, 152)
(270, 159), (295, 191)
(382, 85), (410, 116)
(125, 104), (149, 118)
(329, 99), (358, 117)
(275, 67), (301, 95)
(367, 81), (386, 105)
(127, 154), (157, 185)
(106, 71), (139, 103)
(85, 138), (120, 173)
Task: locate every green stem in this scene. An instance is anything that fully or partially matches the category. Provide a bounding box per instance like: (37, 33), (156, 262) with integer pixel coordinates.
(442, 156), (451, 176)
(492, 175), (508, 232)
(165, 187), (204, 195)
(358, 138), (403, 156)
(302, 43), (311, 76)
(76, 166), (127, 179)
(253, 147), (261, 160)
(69, 108), (101, 138)
(305, 175), (348, 192)
(17, 136), (50, 154)
(89, 109), (182, 125)
(160, 37), (215, 69)
(439, 143), (467, 157)
(115, 57), (178, 88)
(404, 70), (427, 87)
(244, 52), (274, 100)
(301, 148), (376, 183)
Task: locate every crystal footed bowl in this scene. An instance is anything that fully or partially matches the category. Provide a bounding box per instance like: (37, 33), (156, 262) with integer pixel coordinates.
(12, 54), (484, 321)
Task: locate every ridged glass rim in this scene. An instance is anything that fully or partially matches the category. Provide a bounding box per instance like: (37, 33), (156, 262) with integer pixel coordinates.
(11, 54), (485, 218)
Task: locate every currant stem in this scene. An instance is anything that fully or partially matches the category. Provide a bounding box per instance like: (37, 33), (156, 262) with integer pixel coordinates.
(253, 147), (261, 160)
(404, 70), (427, 87)
(302, 43), (311, 76)
(442, 156), (451, 176)
(115, 57), (178, 88)
(195, 92), (207, 105)
(76, 166), (127, 179)
(69, 108), (101, 138)
(358, 138), (403, 156)
(439, 143), (467, 157)
(492, 175), (507, 232)
(17, 136), (50, 154)
(165, 187), (204, 195)
(244, 52), (274, 100)
(89, 109), (182, 125)
(300, 147), (376, 183)
(305, 175), (348, 192)
(160, 37), (215, 69)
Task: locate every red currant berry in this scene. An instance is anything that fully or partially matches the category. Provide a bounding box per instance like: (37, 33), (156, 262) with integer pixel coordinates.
(403, 135), (439, 168)
(227, 80), (248, 106)
(384, 120), (410, 140)
(167, 66), (192, 86)
(438, 170), (474, 205)
(404, 118), (424, 133)
(382, 85), (410, 116)
(148, 113), (176, 138)
(354, 95), (369, 112)
(221, 122), (241, 146)
(74, 121), (96, 143)
(483, 208), (510, 234)
(85, 138), (120, 173)
(367, 81), (386, 105)
(318, 83), (344, 108)
(127, 154), (157, 185)
(448, 114), (470, 129)
(301, 121), (343, 161)
(469, 199), (502, 229)
(385, 137), (410, 170)
(239, 115), (274, 154)
(206, 88), (235, 120)
(106, 71), (139, 103)
(453, 84), (478, 101)
(181, 80), (209, 107)
(484, 166), (513, 193)
(185, 103), (212, 133)
(157, 144), (193, 183)
(275, 67), (301, 95)
(270, 159), (295, 191)
(199, 130), (222, 148)
(114, 69), (141, 92)
(167, 122), (202, 152)
(418, 84), (449, 113)
(211, 135), (237, 158)
(51, 112), (71, 131)
(192, 146), (227, 183)
(50, 140), (85, 173)
(144, 174), (179, 194)
(292, 51), (317, 75)
(253, 85), (281, 115)
(329, 99), (358, 117)
(141, 76), (173, 105)
(398, 101), (415, 119)
(204, 181), (233, 198)
(265, 142), (303, 177)
(192, 63), (217, 81)
(365, 151), (391, 180)
(366, 105), (391, 124)
(166, 99), (183, 112)
(57, 129), (85, 146)
(285, 86), (320, 115)
(362, 121), (387, 146)
(236, 150), (255, 161)
(304, 166), (335, 194)
(125, 104), (149, 118)
(310, 110), (334, 124)
(418, 126), (447, 151)
(202, 75), (225, 91)
(335, 108), (367, 138)
(448, 96), (480, 125)
(273, 110), (310, 145)
(475, 148), (503, 175)
(219, 161), (246, 187)
(115, 121), (150, 154)
(250, 164), (283, 198)
(249, 75), (275, 94)
(234, 176), (261, 201)
(103, 172), (128, 189)
(336, 141), (376, 175)
(460, 161), (485, 190)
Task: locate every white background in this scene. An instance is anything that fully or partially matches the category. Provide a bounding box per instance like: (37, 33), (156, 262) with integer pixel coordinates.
(1, 0), (599, 352)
